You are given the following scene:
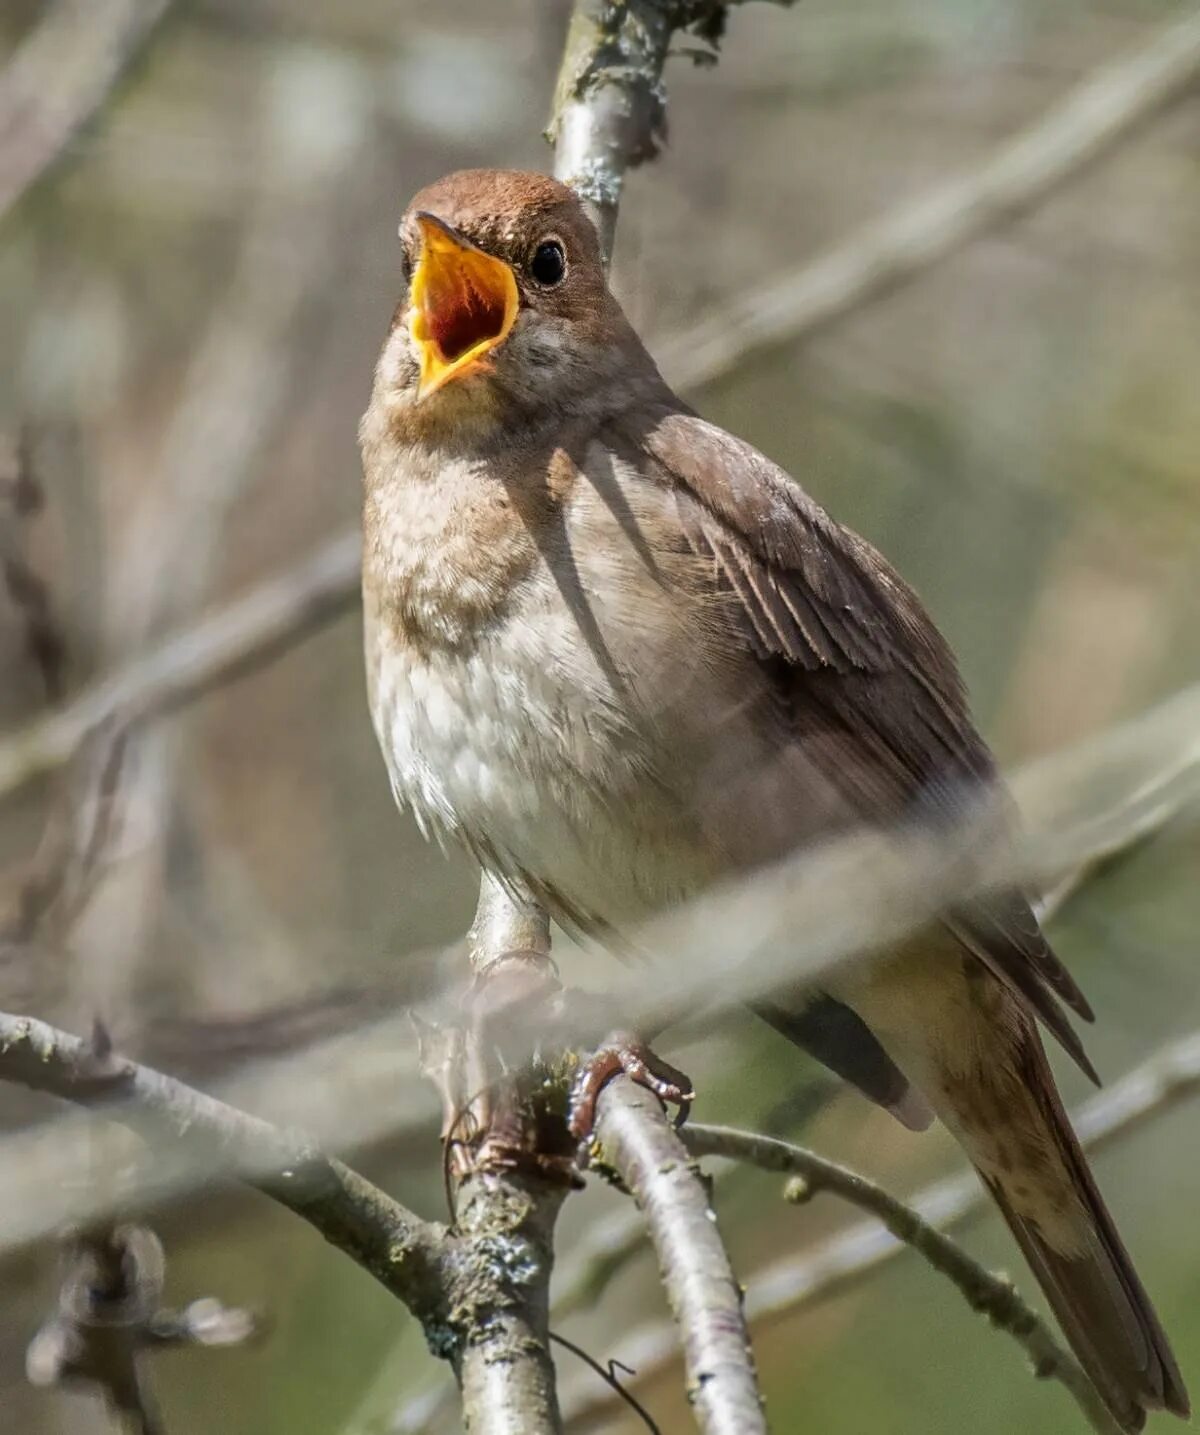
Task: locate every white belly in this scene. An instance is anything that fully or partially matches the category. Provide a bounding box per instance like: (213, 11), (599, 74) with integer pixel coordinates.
(369, 605), (712, 927)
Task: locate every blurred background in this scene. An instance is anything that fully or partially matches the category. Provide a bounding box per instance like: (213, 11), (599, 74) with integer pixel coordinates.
(1, 0), (1198, 1431)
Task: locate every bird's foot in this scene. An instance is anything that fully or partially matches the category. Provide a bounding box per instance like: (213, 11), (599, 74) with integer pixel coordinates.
(471, 1131), (584, 1189)
(568, 1032), (694, 1148)
(441, 955), (581, 1191)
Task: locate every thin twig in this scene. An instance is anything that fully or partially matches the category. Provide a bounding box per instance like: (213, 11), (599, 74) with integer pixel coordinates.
(26, 1220), (257, 1435)
(684, 1125), (1121, 1435)
(0, 0), (176, 225)
(0, 431), (66, 701)
(562, 1030), (1200, 1428)
(591, 1077), (766, 1435)
(549, 1332), (661, 1435)
(0, 531), (359, 802)
(0, 684), (1192, 1257)
(0, 1010), (449, 1318)
(657, 8), (1200, 392)
(4, 16), (1196, 814)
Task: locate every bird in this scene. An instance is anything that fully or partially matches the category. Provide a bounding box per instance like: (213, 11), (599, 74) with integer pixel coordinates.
(359, 167), (1188, 1432)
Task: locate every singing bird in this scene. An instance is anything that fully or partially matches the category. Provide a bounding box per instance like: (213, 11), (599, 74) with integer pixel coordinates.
(360, 169), (1187, 1430)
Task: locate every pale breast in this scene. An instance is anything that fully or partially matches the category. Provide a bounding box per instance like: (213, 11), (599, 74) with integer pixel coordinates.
(362, 440), (725, 925)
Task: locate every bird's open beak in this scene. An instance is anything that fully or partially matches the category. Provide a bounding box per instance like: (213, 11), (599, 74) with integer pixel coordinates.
(408, 213), (519, 401)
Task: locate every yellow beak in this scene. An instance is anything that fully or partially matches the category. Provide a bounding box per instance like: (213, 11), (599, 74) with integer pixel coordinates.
(408, 213), (519, 400)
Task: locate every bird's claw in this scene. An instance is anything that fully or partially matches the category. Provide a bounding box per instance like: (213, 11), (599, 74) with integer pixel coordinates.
(569, 1032), (695, 1148)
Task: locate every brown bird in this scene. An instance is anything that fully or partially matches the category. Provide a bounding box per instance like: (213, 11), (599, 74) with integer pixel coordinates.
(360, 168), (1188, 1431)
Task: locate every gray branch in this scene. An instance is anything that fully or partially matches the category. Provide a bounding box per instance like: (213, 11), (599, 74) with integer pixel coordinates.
(0, 532), (359, 802)
(0, 0), (176, 226)
(0, 1010), (448, 1313)
(561, 1030), (1200, 1428)
(547, 0), (676, 262)
(591, 1078), (766, 1435)
(451, 1169), (566, 1435)
(447, 876), (566, 1435)
(683, 1125), (1121, 1435)
(658, 7), (1200, 392)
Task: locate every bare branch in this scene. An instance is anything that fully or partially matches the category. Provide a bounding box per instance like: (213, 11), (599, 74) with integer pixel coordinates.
(1, 431), (66, 701)
(451, 1168), (567, 1435)
(684, 1125), (1121, 1435)
(562, 1030), (1200, 1428)
(657, 8), (1200, 392)
(26, 1220), (256, 1435)
(447, 875), (567, 1435)
(0, 0), (176, 226)
(548, 0), (676, 261)
(0, 531), (358, 802)
(590, 1077), (765, 1435)
(0, 1010), (589, 1434)
(546, 0), (801, 261)
(0, 1010), (449, 1318)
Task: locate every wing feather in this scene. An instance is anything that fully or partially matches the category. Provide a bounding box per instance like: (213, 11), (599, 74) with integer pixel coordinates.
(617, 403), (1095, 1079)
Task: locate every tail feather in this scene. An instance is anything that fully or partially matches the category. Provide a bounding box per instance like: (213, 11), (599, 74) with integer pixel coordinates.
(974, 1037), (1188, 1432)
(837, 944), (1188, 1430)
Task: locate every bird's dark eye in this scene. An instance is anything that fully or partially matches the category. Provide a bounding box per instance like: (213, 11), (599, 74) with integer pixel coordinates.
(529, 239), (566, 287)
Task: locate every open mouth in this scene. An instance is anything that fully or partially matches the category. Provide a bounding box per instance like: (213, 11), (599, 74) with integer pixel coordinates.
(408, 213), (519, 400)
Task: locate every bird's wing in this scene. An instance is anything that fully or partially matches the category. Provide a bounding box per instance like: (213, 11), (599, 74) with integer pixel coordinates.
(621, 404), (1096, 1079)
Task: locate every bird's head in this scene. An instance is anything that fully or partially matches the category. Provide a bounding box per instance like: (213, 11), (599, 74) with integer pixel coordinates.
(371, 169), (648, 442)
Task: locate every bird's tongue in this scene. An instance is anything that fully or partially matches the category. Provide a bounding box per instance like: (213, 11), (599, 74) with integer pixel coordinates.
(426, 271), (508, 363)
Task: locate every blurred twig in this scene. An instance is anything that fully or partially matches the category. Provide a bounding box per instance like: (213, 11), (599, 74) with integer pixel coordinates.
(590, 1078), (765, 1435)
(0, 0), (176, 225)
(5, 13), (1196, 821)
(77, 66), (375, 1028)
(0, 682), (1193, 1256)
(560, 1030), (1200, 1428)
(0, 726), (126, 953)
(0, 531), (358, 802)
(26, 1220), (256, 1435)
(658, 7), (1200, 391)
(684, 1126), (1120, 1435)
(0, 1012), (446, 1299)
(0, 431), (67, 702)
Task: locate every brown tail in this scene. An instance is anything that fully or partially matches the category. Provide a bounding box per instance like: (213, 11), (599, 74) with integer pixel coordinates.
(970, 1035), (1189, 1432)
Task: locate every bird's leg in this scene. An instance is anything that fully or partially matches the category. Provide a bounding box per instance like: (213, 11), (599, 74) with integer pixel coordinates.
(459, 873), (579, 1186)
(569, 1032), (695, 1149)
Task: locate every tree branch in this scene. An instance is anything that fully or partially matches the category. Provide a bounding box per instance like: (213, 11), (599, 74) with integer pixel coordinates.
(0, 1011), (450, 1321)
(657, 7), (1200, 392)
(0, 531), (359, 801)
(0, 0), (176, 226)
(591, 1078), (765, 1435)
(547, 0), (676, 262)
(4, 16), (1196, 822)
(683, 1125), (1121, 1435)
(441, 875), (566, 1435)
(562, 1029), (1200, 1428)
(548, 8), (771, 1428)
